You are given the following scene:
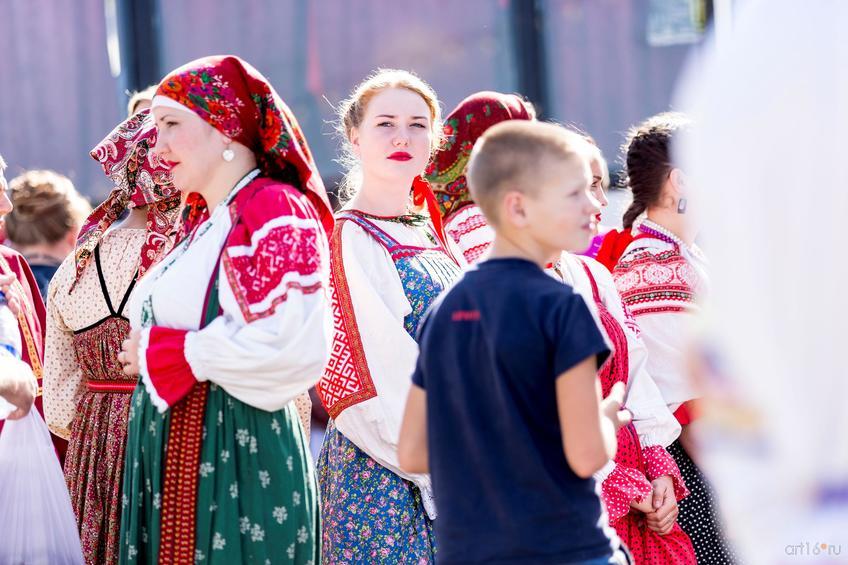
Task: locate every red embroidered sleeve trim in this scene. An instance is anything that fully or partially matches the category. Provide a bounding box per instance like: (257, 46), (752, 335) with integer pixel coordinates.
(460, 242), (492, 264)
(643, 444), (690, 502)
(629, 305), (690, 316)
(613, 248), (701, 320)
(315, 219), (378, 418)
(145, 327), (198, 409)
(222, 182), (325, 322)
(601, 463), (654, 524)
(446, 210), (488, 240)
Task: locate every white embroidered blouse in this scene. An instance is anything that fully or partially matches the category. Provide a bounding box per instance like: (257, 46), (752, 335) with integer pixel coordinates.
(612, 220), (709, 414)
(128, 171), (331, 421)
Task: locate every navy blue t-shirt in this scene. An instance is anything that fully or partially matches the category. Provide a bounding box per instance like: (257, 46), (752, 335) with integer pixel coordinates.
(412, 258), (614, 564)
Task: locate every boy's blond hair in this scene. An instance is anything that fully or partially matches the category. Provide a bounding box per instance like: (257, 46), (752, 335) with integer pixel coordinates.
(467, 121), (589, 225)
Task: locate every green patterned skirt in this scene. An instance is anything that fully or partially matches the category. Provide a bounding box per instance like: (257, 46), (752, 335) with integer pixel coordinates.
(119, 382), (318, 564)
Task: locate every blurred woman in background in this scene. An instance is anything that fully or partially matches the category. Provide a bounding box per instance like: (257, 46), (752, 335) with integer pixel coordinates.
(0, 153), (66, 460)
(126, 85), (156, 116)
(6, 170), (91, 299)
(424, 90), (535, 264)
(579, 137), (612, 259)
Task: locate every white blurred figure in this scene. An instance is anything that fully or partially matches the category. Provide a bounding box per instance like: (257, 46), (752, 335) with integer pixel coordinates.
(675, 1), (848, 563)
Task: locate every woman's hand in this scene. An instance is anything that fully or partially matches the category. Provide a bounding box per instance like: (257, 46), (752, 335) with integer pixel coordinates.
(601, 382), (632, 431)
(0, 358), (37, 420)
(645, 475), (679, 535)
(630, 496), (655, 514)
(119, 330), (141, 376)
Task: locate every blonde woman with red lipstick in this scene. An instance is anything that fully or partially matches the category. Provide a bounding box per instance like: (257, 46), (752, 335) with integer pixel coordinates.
(315, 70), (462, 563)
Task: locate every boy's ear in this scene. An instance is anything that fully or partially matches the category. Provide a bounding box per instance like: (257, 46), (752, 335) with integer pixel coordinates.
(503, 190), (529, 227)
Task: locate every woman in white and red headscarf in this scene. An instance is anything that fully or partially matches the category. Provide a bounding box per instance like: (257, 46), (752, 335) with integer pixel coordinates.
(424, 91), (535, 264)
(42, 109), (181, 564)
(116, 55), (334, 564)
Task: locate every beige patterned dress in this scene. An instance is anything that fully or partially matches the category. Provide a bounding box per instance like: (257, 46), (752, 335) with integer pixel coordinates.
(44, 229), (145, 564)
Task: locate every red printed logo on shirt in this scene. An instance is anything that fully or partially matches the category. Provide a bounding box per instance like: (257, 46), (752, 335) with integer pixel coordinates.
(451, 310), (481, 322)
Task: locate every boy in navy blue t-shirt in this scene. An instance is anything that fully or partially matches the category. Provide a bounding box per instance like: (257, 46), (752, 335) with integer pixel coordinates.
(399, 121), (632, 564)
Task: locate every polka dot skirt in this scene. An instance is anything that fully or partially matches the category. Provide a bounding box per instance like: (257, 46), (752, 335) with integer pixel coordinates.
(668, 440), (739, 564)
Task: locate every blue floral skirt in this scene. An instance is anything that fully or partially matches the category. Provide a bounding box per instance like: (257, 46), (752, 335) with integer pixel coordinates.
(317, 421), (435, 564)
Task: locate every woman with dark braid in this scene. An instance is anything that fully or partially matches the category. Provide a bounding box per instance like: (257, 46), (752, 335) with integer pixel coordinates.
(605, 113), (737, 564)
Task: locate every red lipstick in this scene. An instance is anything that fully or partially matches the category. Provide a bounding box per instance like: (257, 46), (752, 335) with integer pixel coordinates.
(388, 151), (412, 161)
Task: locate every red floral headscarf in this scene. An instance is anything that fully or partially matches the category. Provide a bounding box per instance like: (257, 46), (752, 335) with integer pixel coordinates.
(424, 91), (535, 221)
(153, 55), (334, 239)
(72, 109), (181, 292)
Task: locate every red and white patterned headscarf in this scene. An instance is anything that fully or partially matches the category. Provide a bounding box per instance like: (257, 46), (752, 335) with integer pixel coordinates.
(424, 91), (535, 221)
(151, 54), (334, 240)
(72, 109), (181, 291)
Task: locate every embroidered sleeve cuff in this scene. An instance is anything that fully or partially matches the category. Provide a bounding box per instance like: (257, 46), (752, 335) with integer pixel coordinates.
(600, 463), (654, 523)
(182, 330), (207, 384)
(643, 444), (690, 501)
(140, 327), (198, 414)
(631, 416), (681, 450)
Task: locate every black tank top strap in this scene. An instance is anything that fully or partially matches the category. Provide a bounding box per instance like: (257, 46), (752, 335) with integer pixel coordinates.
(115, 270), (139, 317)
(94, 245), (116, 316)
(94, 244), (138, 318)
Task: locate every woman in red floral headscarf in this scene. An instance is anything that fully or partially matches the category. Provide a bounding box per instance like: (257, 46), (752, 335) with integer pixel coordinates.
(424, 91), (535, 264)
(117, 55), (333, 565)
(42, 109), (181, 565)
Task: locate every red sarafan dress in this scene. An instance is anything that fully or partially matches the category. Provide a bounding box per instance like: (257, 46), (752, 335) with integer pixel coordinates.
(549, 253), (696, 564)
(0, 245), (67, 461)
(578, 259), (696, 564)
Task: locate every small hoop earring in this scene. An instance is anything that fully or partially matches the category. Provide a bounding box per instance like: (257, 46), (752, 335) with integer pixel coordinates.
(677, 197), (688, 214)
(222, 145), (235, 162)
